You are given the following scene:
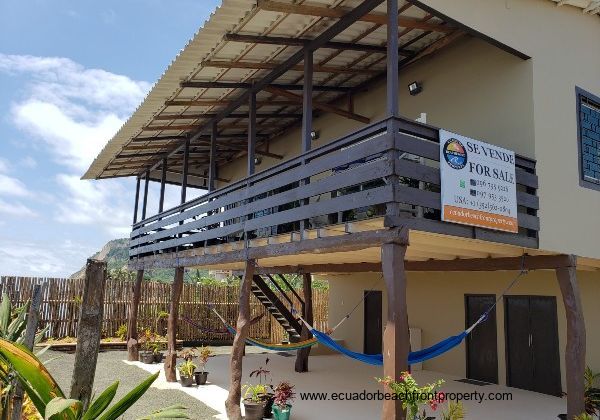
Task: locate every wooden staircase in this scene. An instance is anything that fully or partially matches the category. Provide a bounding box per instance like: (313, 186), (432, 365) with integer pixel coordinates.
(251, 274), (304, 342)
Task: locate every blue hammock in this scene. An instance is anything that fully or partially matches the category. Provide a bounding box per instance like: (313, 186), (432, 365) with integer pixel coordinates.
(311, 328), (470, 366)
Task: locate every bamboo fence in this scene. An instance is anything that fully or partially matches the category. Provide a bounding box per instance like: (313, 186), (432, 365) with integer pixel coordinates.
(0, 276), (328, 344)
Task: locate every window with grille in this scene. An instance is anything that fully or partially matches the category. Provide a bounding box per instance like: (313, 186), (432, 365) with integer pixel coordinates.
(577, 88), (600, 190)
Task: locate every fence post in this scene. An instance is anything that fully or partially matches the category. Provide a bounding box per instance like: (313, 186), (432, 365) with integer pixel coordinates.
(11, 284), (43, 420)
(70, 260), (107, 411)
(164, 267), (184, 382)
(127, 270), (144, 361)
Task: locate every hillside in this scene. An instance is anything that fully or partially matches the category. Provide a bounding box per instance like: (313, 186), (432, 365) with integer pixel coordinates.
(70, 239), (190, 282)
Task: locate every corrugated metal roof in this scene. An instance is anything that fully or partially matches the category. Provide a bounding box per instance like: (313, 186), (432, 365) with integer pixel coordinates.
(80, 1), (466, 182)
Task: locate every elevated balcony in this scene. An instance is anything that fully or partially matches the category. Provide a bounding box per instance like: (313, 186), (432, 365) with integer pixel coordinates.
(129, 117), (539, 269)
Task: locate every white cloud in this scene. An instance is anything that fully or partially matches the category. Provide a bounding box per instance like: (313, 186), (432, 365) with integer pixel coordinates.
(0, 199), (37, 217)
(0, 239), (93, 277)
(0, 173), (30, 197)
(0, 53), (150, 172)
(55, 174), (133, 237)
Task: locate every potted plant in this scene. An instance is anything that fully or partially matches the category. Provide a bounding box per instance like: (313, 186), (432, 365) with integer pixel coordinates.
(179, 347), (198, 362)
(151, 336), (166, 363)
(272, 381), (295, 420)
(139, 329), (156, 364)
(378, 372), (444, 420)
(242, 383), (269, 420)
(178, 359), (197, 387)
(249, 358), (274, 418)
(194, 346), (213, 385)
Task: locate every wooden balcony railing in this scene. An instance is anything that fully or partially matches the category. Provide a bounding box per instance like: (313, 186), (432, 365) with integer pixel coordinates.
(130, 117), (539, 259)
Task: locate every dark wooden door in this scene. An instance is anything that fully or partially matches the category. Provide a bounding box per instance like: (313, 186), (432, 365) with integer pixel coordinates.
(505, 296), (562, 396)
(529, 297), (562, 396)
(465, 295), (498, 383)
(364, 291), (382, 355)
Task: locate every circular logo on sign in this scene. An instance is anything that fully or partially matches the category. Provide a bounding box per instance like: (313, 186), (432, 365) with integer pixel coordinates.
(443, 138), (467, 170)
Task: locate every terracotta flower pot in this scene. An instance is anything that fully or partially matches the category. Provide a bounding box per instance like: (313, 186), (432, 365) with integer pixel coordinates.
(242, 399), (266, 420)
(194, 371), (208, 385)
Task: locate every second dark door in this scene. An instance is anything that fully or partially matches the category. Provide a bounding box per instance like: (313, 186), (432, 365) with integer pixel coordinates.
(364, 290), (382, 355)
(465, 294), (498, 384)
(505, 295), (562, 396)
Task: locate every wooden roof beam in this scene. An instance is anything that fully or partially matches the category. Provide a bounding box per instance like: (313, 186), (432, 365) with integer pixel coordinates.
(257, 0), (453, 33)
(180, 81), (352, 92)
(142, 0), (386, 176)
(223, 33), (414, 56)
(153, 112), (301, 121)
(165, 99), (299, 107)
(201, 60), (378, 75)
(264, 85), (370, 124)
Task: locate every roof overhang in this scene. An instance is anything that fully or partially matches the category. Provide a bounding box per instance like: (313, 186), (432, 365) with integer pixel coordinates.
(83, 0), (530, 183)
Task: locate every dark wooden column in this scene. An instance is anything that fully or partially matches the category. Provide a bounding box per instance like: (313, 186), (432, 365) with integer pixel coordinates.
(127, 269), (144, 361)
(387, 0), (399, 118)
(158, 158), (167, 213)
(381, 228), (410, 420)
(164, 267), (184, 382)
(295, 273), (313, 372)
(180, 139), (190, 204)
(208, 121), (217, 192)
(247, 91), (256, 177)
(302, 49), (313, 153)
(300, 49), (313, 236)
(133, 176), (141, 224)
(141, 170), (150, 220)
(70, 260), (107, 411)
(225, 260), (255, 420)
(556, 256), (586, 419)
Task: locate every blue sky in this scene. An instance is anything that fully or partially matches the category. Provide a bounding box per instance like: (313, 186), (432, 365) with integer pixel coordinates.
(0, 0), (220, 276)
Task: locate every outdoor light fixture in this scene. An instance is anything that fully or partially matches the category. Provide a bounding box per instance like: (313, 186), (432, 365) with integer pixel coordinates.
(408, 81), (423, 96)
(310, 130), (320, 141)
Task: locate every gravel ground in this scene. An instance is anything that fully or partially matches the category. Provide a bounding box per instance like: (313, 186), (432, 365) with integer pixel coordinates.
(42, 347), (262, 420)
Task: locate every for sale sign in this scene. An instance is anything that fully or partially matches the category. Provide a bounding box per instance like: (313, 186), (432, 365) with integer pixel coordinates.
(439, 130), (518, 233)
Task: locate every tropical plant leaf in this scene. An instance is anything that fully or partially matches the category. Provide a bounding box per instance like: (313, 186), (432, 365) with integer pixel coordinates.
(82, 381), (119, 420)
(0, 338), (64, 417)
(45, 397), (82, 420)
(137, 404), (189, 419)
(97, 372), (159, 420)
(0, 294), (11, 336)
(7, 300), (29, 342)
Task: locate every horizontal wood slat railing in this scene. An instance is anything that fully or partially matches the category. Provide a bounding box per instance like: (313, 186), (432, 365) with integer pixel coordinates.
(130, 116), (539, 258)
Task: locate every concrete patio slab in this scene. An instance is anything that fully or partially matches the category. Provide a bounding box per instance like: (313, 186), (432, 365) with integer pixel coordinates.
(128, 351), (567, 419)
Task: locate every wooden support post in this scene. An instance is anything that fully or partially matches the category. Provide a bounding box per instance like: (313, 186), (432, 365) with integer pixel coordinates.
(381, 229), (409, 420)
(181, 139), (190, 204)
(141, 170), (150, 220)
(164, 267), (184, 382)
(11, 284), (42, 420)
(127, 269), (144, 361)
(208, 121), (217, 192)
(300, 49), (313, 237)
(295, 273), (313, 373)
(158, 158), (167, 213)
(225, 260), (255, 420)
(70, 260), (107, 411)
(555, 256), (586, 419)
(133, 176), (141, 224)
(248, 91), (256, 177)
(387, 0), (399, 117)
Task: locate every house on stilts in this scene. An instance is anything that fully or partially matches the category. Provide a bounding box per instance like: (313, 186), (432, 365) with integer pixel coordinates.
(84, 0), (600, 418)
